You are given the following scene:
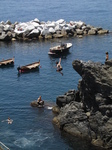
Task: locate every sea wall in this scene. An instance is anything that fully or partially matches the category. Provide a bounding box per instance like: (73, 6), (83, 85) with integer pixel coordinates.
(0, 19), (109, 41)
(52, 59), (112, 149)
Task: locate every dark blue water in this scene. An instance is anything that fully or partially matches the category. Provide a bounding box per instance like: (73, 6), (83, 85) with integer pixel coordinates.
(0, 1), (112, 150)
(1, 0), (112, 30)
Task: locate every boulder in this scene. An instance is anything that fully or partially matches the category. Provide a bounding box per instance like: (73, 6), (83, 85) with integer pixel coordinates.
(27, 29), (40, 38)
(61, 29), (67, 36)
(53, 33), (63, 38)
(98, 29), (109, 34)
(0, 31), (12, 41)
(31, 22), (40, 28)
(52, 105), (60, 114)
(46, 22), (55, 28)
(56, 19), (65, 24)
(49, 27), (55, 33)
(33, 18), (40, 23)
(55, 24), (62, 31)
(6, 20), (12, 25)
(30, 100), (44, 107)
(41, 27), (49, 35)
(45, 34), (52, 39)
(74, 21), (85, 28)
(76, 29), (84, 35)
(3, 24), (12, 32)
(88, 29), (97, 35)
(56, 90), (76, 107)
(0, 24), (4, 30)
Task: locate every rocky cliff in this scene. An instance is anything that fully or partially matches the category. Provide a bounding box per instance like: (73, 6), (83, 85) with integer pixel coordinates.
(52, 59), (112, 149)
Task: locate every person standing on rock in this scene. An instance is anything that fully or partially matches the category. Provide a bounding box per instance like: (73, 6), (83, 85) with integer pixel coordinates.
(105, 52), (109, 61)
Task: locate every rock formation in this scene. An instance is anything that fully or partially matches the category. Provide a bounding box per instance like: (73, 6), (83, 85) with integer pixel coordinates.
(0, 19), (109, 41)
(52, 59), (112, 149)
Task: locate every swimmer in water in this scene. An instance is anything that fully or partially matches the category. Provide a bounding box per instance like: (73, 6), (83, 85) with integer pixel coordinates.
(1, 117), (13, 124)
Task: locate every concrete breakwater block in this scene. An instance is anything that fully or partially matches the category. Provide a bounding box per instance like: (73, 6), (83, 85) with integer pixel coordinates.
(0, 19), (109, 41)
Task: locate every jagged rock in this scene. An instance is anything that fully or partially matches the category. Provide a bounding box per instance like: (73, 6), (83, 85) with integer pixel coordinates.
(53, 33), (63, 38)
(56, 90), (76, 107)
(30, 100), (44, 107)
(55, 24), (62, 31)
(98, 29), (109, 34)
(49, 27), (55, 33)
(33, 18), (40, 24)
(27, 29), (40, 38)
(41, 27), (49, 36)
(12, 38), (16, 41)
(76, 29), (84, 35)
(0, 21), (5, 25)
(45, 34), (52, 39)
(52, 105), (60, 114)
(53, 59), (112, 149)
(4, 25), (13, 32)
(77, 35), (83, 38)
(61, 29), (67, 37)
(56, 19), (65, 24)
(0, 24), (4, 30)
(6, 20), (12, 25)
(0, 19), (109, 41)
(0, 29), (2, 35)
(38, 35), (44, 39)
(88, 29), (97, 35)
(0, 31), (12, 41)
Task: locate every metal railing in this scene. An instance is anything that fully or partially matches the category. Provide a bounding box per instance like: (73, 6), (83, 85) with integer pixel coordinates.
(0, 142), (10, 150)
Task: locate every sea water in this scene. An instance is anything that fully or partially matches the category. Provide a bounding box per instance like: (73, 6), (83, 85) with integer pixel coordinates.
(0, 0), (112, 150)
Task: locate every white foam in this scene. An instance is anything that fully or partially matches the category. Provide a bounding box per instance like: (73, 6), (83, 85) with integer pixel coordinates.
(14, 137), (34, 148)
(47, 106), (53, 110)
(14, 129), (53, 148)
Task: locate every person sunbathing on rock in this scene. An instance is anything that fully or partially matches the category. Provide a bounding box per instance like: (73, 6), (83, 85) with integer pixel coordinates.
(37, 96), (44, 106)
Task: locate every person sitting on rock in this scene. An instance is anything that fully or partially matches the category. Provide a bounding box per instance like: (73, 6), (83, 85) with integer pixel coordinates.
(37, 96), (44, 106)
